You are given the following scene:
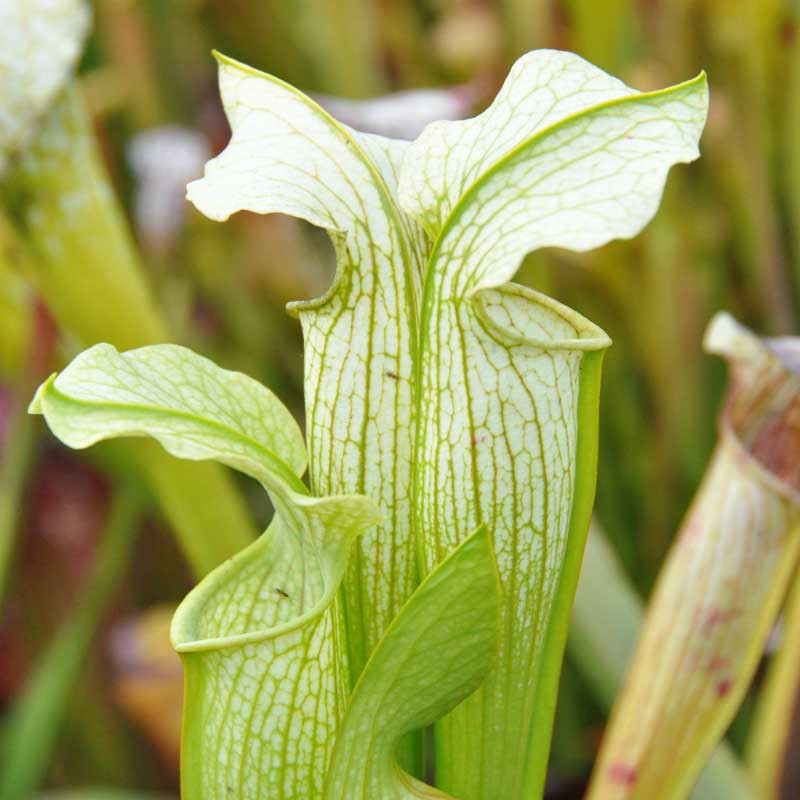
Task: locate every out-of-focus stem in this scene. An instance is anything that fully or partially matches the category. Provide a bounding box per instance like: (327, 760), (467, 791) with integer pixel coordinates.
(0, 384), (36, 600)
(501, 0), (551, 55)
(563, 0), (637, 73)
(653, 0), (693, 76)
(705, 0), (795, 333)
(303, 0), (384, 96)
(6, 83), (255, 577)
(0, 263), (31, 375)
(785, 12), (800, 297)
(93, 0), (164, 127)
(0, 301), (57, 601)
(0, 483), (143, 800)
(130, 441), (257, 576)
(569, 524), (650, 709)
(11, 85), (166, 349)
(378, 0), (428, 86)
(745, 563), (800, 796)
(570, 524), (757, 800)
(586, 313), (800, 799)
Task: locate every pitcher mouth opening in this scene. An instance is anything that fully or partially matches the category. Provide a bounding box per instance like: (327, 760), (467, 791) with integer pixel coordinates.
(474, 282), (612, 352)
(706, 312), (800, 502)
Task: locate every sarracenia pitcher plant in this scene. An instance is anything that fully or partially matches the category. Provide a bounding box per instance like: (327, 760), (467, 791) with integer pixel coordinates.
(587, 313), (800, 800)
(31, 51), (708, 798)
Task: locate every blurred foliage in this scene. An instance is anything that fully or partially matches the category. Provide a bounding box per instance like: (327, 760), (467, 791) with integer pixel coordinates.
(1, 0), (799, 797)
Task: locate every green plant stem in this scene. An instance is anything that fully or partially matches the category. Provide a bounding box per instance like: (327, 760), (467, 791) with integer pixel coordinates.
(563, 0), (637, 73)
(300, 0), (384, 95)
(745, 566), (800, 797)
(501, 0), (551, 55)
(738, 67), (795, 333)
(0, 483), (143, 800)
(6, 82), (255, 577)
(0, 384), (37, 601)
(569, 523), (757, 800)
(0, 294), (59, 602)
(0, 263), (31, 375)
(378, 0), (428, 85)
(655, 0), (694, 76)
(10, 86), (166, 350)
(705, 0), (795, 333)
(785, 10), (800, 298)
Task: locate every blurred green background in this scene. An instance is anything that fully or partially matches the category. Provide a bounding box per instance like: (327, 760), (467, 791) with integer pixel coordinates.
(1, 0), (797, 797)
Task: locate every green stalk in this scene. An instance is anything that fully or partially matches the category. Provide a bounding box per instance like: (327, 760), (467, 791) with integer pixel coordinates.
(500, 0), (551, 55)
(705, 0), (795, 333)
(6, 83), (255, 577)
(0, 292), (58, 601)
(563, 0), (637, 73)
(745, 565), (800, 797)
(0, 484), (143, 800)
(0, 263), (31, 375)
(377, 0), (428, 86)
(0, 394), (34, 599)
(302, 0), (384, 96)
(130, 441), (258, 577)
(785, 9), (800, 296)
(655, 0), (694, 75)
(738, 32), (795, 333)
(0, 386), (36, 600)
(8, 85), (166, 350)
(569, 524), (757, 800)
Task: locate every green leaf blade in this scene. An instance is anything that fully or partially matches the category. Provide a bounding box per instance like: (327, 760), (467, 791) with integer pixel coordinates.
(30, 342), (307, 491)
(324, 526), (500, 800)
(168, 424), (380, 799)
(399, 49), (636, 233)
(0, 485), (141, 800)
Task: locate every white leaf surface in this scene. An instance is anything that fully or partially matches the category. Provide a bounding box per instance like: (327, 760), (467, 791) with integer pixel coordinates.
(188, 53), (426, 678)
(30, 341), (381, 800)
(398, 49), (707, 798)
(30, 342), (307, 489)
(400, 50), (708, 295)
(174, 488), (379, 800)
(184, 48), (709, 800)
